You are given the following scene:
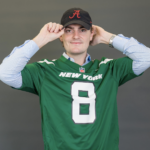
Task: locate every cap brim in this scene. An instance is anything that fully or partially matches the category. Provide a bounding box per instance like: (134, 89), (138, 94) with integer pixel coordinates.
(63, 20), (91, 30)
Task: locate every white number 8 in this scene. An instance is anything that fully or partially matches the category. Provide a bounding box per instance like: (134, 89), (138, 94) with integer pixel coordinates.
(71, 82), (96, 124)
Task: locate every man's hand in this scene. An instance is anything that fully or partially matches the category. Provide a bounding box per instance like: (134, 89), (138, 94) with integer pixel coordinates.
(90, 25), (114, 46)
(33, 22), (65, 49)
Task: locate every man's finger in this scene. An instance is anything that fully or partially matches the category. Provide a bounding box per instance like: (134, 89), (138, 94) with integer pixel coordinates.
(47, 22), (52, 32)
(59, 25), (63, 30)
(61, 26), (65, 30)
(54, 24), (60, 33)
(50, 23), (56, 32)
(58, 28), (65, 36)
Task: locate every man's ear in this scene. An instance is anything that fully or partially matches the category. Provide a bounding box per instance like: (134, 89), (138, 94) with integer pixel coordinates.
(90, 28), (94, 41)
(59, 35), (63, 42)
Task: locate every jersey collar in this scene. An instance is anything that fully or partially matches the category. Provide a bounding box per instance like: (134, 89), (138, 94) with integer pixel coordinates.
(58, 54), (94, 73)
(62, 52), (91, 66)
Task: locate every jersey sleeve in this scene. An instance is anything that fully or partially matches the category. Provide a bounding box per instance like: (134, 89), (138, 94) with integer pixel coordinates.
(10, 62), (45, 95)
(110, 56), (144, 86)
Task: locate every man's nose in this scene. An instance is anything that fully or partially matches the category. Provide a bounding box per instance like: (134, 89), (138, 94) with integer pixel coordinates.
(73, 30), (80, 39)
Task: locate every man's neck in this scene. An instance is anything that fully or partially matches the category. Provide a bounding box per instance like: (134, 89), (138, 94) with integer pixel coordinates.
(66, 52), (87, 66)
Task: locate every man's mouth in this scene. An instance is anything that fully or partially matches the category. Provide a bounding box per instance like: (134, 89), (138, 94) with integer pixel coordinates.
(71, 42), (82, 44)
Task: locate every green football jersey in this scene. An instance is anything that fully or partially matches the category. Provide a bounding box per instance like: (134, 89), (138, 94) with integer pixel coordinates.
(11, 55), (143, 150)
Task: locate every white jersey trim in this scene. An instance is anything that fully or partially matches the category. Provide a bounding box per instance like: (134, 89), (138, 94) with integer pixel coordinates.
(37, 59), (55, 66)
(99, 58), (113, 66)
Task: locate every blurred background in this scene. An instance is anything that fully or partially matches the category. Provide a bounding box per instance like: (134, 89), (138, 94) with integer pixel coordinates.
(0, 0), (150, 149)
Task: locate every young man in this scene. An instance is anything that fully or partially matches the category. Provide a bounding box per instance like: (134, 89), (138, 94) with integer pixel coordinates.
(0, 8), (150, 150)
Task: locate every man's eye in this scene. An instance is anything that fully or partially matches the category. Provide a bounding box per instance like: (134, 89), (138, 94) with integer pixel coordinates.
(81, 29), (86, 32)
(66, 30), (71, 32)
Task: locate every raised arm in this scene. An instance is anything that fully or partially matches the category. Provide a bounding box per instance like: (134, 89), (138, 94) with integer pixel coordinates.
(0, 22), (65, 88)
(32, 22), (64, 48)
(90, 25), (150, 75)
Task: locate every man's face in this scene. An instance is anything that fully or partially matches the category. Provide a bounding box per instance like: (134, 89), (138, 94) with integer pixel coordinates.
(59, 24), (94, 55)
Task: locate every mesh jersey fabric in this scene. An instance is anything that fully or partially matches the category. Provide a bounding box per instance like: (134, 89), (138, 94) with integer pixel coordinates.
(10, 55), (143, 150)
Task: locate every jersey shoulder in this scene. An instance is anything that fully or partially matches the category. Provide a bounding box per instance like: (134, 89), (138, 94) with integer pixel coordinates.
(35, 57), (115, 72)
(94, 56), (133, 68)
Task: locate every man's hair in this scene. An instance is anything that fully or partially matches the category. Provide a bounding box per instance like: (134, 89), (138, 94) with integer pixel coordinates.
(60, 27), (93, 48)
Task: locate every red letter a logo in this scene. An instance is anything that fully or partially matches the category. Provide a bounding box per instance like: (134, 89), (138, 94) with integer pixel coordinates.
(69, 10), (81, 19)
